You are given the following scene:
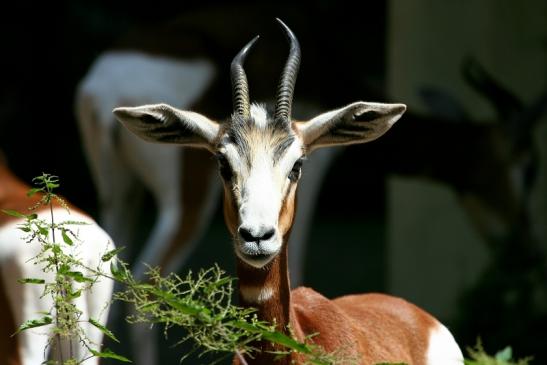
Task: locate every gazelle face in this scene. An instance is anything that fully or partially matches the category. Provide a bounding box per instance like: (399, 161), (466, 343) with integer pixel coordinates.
(217, 106), (304, 267)
(113, 19), (406, 269)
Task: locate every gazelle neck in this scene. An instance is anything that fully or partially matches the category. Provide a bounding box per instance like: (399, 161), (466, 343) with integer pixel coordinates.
(236, 234), (299, 365)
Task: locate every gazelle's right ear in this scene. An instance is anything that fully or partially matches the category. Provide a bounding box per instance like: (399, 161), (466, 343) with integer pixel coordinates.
(113, 103), (220, 151)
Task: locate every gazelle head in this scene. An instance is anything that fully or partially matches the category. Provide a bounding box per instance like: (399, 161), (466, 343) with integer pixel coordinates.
(113, 19), (406, 269)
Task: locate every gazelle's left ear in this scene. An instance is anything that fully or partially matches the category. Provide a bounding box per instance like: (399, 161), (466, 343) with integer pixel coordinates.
(296, 101), (406, 152)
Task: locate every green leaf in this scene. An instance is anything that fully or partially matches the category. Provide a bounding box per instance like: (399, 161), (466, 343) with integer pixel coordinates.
(26, 187), (43, 197)
(61, 229), (73, 245)
(260, 330), (311, 354)
(89, 318), (120, 343)
(90, 348), (131, 362)
(15, 316), (52, 333)
(38, 226), (49, 236)
(110, 261), (130, 281)
(67, 289), (82, 300)
(101, 247), (125, 262)
(495, 346), (512, 361)
(18, 278), (45, 284)
(2, 209), (26, 218)
(65, 271), (93, 283)
(463, 361), (480, 365)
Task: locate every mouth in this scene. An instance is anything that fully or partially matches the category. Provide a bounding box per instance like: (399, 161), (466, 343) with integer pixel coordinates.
(237, 252), (276, 268)
(235, 242), (278, 268)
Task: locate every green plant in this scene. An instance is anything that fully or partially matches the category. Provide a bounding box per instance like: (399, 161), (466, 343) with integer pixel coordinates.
(3, 173), (127, 364)
(465, 339), (533, 365)
(111, 261), (348, 364)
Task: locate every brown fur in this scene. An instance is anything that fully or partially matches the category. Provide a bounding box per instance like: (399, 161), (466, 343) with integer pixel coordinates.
(0, 165), (84, 227)
(292, 289), (436, 364)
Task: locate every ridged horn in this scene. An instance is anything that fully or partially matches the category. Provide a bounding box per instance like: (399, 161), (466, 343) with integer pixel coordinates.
(274, 18), (301, 121)
(231, 35), (259, 118)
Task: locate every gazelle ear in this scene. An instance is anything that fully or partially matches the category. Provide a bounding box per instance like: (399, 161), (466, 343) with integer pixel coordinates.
(113, 103), (220, 151)
(296, 101), (406, 152)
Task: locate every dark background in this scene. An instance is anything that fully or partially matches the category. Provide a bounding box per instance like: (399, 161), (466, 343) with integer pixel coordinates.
(1, 1), (546, 364)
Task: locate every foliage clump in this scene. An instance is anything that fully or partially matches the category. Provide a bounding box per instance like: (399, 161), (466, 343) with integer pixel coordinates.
(465, 339), (533, 365)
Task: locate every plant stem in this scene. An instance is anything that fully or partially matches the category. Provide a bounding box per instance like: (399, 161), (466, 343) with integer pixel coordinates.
(235, 350), (249, 365)
(48, 197), (66, 363)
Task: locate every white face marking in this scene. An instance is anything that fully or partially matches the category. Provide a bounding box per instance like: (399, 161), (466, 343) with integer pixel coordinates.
(426, 324), (464, 365)
(239, 285), (274, 304)
(220, 109), (304, 268)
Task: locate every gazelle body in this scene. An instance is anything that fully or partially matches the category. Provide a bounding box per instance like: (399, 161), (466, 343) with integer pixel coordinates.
(0, 162), (114, 365)
(114, 20), (464, 364)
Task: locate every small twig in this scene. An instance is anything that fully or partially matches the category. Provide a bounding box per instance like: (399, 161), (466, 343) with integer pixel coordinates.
(235, 349), (249, 365)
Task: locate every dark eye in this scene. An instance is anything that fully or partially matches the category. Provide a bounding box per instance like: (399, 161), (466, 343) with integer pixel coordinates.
(216, 154), (233, 181)
(288, 158), (304, 182)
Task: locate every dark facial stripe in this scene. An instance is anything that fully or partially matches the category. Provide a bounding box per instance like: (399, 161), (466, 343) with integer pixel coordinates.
(273, 135), (295, 164)
(228, 115), (252, 164)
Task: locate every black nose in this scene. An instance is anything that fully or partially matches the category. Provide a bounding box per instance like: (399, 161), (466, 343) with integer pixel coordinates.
(239, 227), (275, 242)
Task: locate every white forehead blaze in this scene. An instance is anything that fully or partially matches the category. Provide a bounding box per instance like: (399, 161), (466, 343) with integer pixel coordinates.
(250, 103), (268, 128)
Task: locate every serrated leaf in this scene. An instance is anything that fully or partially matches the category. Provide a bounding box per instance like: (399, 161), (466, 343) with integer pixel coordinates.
(89, 318), (120, 343)
(26, 187), (43, 197)
(110, 261), (129, 281)
(38, 226), (49, 236)
(67, 289), (82, 300)
(18, 278), (45, 284)
(495, 346), (512, 361)
(101, 247), (124, 262)
(61, 229), (73, 245)
(260, 330), (311, 354)
(65, 271), (93, 283)
(90, 348), (131, 362)
(51, 244), (61, 255)
(15, 316), (52, 333)
(2, 209), (26, 218)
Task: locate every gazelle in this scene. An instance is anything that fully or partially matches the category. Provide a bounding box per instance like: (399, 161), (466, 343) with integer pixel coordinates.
(114, 19), (464, 364)
(75, 14), (330, 286)
(0, 157), (115, 365)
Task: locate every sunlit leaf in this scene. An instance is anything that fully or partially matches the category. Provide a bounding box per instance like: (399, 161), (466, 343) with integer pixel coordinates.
(61, 229), (73, 245)
(17, 278), (45, 284)
(495, 346), (513, 361)
(2, 209), (26, 218)
(26, 187), (43, 197)
(110, 261), (129, 281)
(65, 271), (93, 283)
(101, 247), (124, 262)
(67, 289), (82, 300)
(89, 318), (120, 343)
(90, 348), (131, 362)
(15, 316), (52, 333)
